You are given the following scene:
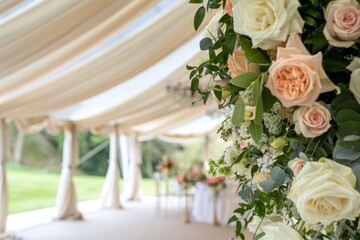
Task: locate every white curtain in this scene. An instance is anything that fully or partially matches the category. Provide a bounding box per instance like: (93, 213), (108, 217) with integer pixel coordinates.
(125, 133), (142, 200)
(54, 123), (82, 220)
(119, 134), (130, 198)
(0, 119), (7, 233)
(100, 127), (122, 208)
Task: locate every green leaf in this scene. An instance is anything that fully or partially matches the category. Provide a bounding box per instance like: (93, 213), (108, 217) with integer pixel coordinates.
(252, 76), (263, 106)
(186, 65), (195, 70)
(249, 121), (263, 144)
(239, 35), (270, 64)
(259, 179), (275, 192)
(228, 215), (238, 224)
(253, 232), (266, 240)
(250, 146), (263, 156)
(194, 7), (205, 31)
(227, 34), (236, 54)
(200, 37), (213, 50)
(230, 72), (261, 89)
(336, 109), (360, 123)
(213, 85), (222, 101)
(191, 78), (199, 94)
(303, 15), (317, 27)
(271, 166), (285, 187)
(262, 87), (277, 112)
(189, 0), (203, 3)
(254, 96), (263, 125)
(231, 97), (245, 126)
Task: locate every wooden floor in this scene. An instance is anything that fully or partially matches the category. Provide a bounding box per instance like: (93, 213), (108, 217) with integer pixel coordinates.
(9, 197), (243, 240)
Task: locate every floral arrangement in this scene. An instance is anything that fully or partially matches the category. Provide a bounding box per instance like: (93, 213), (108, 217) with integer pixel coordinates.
(177, 166), (202, 190)
(188, 0), (360, 239)
(206, 176), (226, 192)
(159, 155), (177, 176)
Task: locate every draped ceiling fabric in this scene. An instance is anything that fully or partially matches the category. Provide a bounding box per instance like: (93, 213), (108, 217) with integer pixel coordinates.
(0, 0), (158, 94)
(100, 127), (122, 209)
(0, 119), (7, 233)
(0, 1), (210, 119)
(54, 124), (82, 220)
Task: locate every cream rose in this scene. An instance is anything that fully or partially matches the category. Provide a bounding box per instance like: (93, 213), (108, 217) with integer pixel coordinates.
(248, 215), (282, 233)
(228, 49), (259, 78)
(293, 102), (331, 138)
(348, 58), (360, 104)
(259, 222), (303, 240)
(288, 158), (360, 225)
(324, 0), (360, 48)
(232, 0), (304, 50)
(288, 158), (305, 176)
(265, 33), (339, 107)
(204, 10), (225, 41)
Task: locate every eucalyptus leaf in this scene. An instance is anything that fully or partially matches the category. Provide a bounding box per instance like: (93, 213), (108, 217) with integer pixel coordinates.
(271, 166), (285, 187)
(259, 179), (275, 192)
(336, 109), (360, 123)
(200, 37), (213, 50)
(334, 143), (360, 161)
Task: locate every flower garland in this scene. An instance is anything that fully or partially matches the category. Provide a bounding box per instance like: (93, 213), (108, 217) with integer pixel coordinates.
(188, 0), (360, 239)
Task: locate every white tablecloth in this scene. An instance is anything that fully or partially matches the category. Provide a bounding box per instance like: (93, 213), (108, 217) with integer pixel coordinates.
(191, 182), (239, 225)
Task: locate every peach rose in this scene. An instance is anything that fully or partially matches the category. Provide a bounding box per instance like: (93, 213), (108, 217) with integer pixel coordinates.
(288, 158), (360, 225)
(224, 0), (233, 17)
(227, 48), (259, 78)
(265, 33), (339, 107)
(288, 158), (305, 176)
(293, 102), (331, 138)
(323, 0), (360, 48)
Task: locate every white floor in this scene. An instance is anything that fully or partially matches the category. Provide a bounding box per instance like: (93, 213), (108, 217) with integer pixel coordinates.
(7, 197), (243, 240)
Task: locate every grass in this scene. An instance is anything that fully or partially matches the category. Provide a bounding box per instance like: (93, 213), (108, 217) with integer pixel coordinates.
(6, 163), (156, 213)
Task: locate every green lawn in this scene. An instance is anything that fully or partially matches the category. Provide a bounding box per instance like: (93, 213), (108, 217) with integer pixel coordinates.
(6, 164), (156, 213)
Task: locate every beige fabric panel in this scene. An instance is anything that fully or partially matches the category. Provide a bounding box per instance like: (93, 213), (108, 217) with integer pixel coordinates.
(0, 0), (25, 15)
(0, 119), (7, 233)
(0, 0), (118, 77)
(54, 124), (82, 220)
(100, 128), (122, 208)
(0, 1), (209, 118)
(0, 0), (157, 94)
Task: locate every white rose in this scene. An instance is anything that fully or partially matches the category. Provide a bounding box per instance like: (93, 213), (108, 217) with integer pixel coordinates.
(231, 162), (251, 179)
(259, 222), (303, 240)
(224, 145), (240, 165)
(288, 158), (360, 225)
(248, 215), (282, 233)
(204, 10), (226, 41)
(348, 58), (360, 104)
(233, 0), (304, 50)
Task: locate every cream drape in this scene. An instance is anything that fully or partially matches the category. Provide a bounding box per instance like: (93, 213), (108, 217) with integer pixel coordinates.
(0, 0), (25, 15)
(0, 1), (208, 118)
(0, 119), (7, 233)
(100, 127), (122, 209)
(126, 133), (142, 200)
(119, 134), (130, 199)
(54, 123), (82, 220)
(0, 0), (158, 94)
(0, 0), (137, 79)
